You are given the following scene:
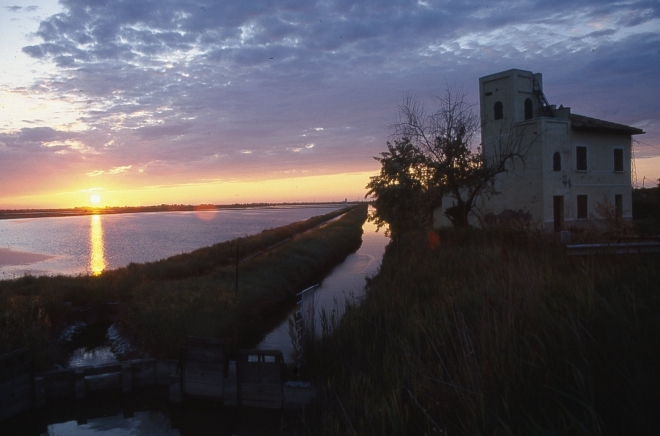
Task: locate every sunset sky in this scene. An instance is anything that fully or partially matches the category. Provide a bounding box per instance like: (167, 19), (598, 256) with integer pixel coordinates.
(1, 0), (658, 208)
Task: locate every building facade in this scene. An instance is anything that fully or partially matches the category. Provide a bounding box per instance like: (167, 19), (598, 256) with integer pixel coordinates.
(434, 68), (644, 231)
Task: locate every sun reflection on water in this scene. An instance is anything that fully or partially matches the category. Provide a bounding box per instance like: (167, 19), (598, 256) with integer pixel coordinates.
(90, 214), (106, 275)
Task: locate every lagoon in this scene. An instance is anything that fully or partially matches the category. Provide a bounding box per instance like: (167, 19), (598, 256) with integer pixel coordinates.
(0, 205), (343, 278)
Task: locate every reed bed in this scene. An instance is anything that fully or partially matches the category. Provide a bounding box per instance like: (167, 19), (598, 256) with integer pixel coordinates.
(0, 205), (366, 367)
(307, 229), (660, 435)
(120, 205), (367, 357)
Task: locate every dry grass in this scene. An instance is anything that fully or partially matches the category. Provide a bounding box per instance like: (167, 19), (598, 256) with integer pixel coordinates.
(308, 229), (660, 435)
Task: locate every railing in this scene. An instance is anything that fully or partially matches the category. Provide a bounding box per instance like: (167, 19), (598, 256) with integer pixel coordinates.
(566, 241), (660, 256)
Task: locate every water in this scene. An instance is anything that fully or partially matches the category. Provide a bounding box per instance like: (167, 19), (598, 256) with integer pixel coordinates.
(0, 205), (342, 278)
(256, 216), (389, 363)
(0, 207), (391, 435)
(0, 390), (298, 435)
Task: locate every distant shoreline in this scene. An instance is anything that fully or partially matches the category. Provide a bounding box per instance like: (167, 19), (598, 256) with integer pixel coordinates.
(0, 201), (359, 220)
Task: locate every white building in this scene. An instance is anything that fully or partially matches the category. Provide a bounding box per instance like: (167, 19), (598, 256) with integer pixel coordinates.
(434, 68), (645, 231)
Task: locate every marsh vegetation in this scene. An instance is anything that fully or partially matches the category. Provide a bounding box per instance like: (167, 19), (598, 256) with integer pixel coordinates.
(0, 205), (367, 368)
(307, 228), (660, 435)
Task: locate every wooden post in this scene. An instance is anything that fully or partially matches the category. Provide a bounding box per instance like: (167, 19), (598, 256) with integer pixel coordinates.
(229, 244), (245, 297)
(74, 368), (85, 400)
(121, 362), (132, 394)
(0, 349), (33, 421)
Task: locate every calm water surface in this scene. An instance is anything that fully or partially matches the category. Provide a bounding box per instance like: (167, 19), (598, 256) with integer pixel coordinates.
(256, 215), (389, 362)
(0, 205), (342, 278)
(0, 206), (391, 435)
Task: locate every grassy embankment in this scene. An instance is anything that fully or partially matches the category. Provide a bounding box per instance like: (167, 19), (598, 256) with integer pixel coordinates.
(308, 229), (660, 435)
(0, 205), (367, 367)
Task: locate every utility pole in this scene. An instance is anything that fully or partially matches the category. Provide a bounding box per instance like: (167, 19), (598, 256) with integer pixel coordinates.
(229, 244), (245, 297)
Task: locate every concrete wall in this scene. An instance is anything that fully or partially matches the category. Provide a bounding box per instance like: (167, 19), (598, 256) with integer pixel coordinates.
(565, 130), (633, 228)
(432, 68), (635, 232)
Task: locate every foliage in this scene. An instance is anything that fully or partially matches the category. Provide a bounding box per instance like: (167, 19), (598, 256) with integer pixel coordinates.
(120, 204), (367, 357)
(633, 186), (660, 235)
(307, 230), (660, 435)
(591, 195), (636, 236)
(0, 205), (366, 366)
(365, 139), (430, 237)
(367, 87), (534, 230)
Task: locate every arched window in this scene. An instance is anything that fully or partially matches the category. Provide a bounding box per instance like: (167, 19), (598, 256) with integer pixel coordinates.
(524, 98), (533, 120)
(553, 152), (561, 171)
(494, 101), (503, 120)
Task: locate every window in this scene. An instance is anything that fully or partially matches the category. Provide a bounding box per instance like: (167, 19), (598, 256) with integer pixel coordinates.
(524, 98), (533, 120)
(577, 195), (588, 219)
(576, 146), (587, 171)
(494, 101), (503, 120)
(614, 148), (624, 172)
(553, 152), (561, 171)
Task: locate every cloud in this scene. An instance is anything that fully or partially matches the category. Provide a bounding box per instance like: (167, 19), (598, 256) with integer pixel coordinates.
(87, 165), (132, 177)
(1, 0), (657, 203)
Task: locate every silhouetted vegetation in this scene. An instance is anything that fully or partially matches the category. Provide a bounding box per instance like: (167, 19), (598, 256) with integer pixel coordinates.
(367, 88), (534, 231)
(307, 228), (660, 435)
(0, 205), (367, 368)
(121, 205), (367, 357)
(633, 185), (660, 234)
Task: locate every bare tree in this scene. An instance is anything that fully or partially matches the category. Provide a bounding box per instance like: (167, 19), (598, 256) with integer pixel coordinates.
(387, 87), (534, 228)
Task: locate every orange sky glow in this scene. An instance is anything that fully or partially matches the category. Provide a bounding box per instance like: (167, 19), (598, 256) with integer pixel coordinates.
(1, 0), (658, 209)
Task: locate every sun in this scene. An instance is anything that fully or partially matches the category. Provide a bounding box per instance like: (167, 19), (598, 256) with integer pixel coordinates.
(90, 194), (101, 205)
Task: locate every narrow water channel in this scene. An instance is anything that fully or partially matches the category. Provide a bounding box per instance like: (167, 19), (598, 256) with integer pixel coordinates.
(3, 213), (389, 435)
(256, 216), (388, 362)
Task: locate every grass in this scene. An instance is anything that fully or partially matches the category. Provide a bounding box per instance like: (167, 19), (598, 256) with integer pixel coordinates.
(0, 205), (367, 368)
(307, 228), (660, 435)
(120, 205), (367, 357)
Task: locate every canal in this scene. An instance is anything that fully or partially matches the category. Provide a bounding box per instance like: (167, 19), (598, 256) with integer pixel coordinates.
(0, 213), (390, 435)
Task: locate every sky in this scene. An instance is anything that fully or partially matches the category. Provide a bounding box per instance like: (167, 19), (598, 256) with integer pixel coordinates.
(1, 0), (658, 209)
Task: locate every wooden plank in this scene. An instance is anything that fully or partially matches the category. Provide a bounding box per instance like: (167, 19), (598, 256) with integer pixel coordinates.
(0, 349), (29, 370)
(185, 348), (224, 363)
(0, 373), (31, 395)
(184, 381), (223, 398)
(239, 382), (283, 409)
(238, 365), (281, 382)
(34, 376), (45, 407)
(85, 372), (122, 393)
(0, 375), (32, 421)
(181, 343), (226, 400)
(43, 369), (75, 399)
(156, 360), (178, 385)
(0, 360), (30, 383)
(84, 363), (122, 376)
(169, 374), (182, 403)
(185, 336), (225, 349)
(0, 385), (31, 421)
(131, 359), (157, 387)
(236, 349), (283, 409)
(183, 360), (224, 399)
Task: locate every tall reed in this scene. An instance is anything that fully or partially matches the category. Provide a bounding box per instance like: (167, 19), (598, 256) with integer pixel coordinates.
(308, 229), (660, 435)
(117, 204), (368, 357)
(0, 205), (366, 367)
